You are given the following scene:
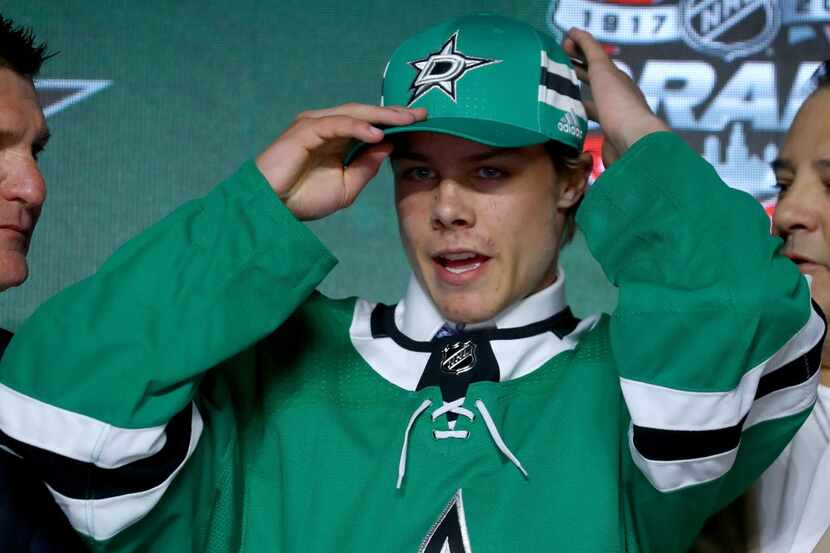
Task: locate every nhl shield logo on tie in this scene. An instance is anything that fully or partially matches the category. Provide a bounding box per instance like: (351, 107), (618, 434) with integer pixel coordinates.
(679, 0), (781, 62)
(440, 341), (477, 375)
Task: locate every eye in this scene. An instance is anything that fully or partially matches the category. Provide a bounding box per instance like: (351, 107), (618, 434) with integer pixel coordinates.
(774, 178), (791, 196)
(476, 166), (505, 179)
(402, 166), (436, 182)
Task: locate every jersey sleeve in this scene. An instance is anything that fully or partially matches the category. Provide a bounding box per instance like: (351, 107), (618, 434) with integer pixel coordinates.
(0, 160), (336, 547)
(576, 132), (825, 548)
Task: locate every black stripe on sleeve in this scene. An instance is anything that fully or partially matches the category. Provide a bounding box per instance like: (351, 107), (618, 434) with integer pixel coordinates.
(755, 329), (823, 400)
(539, 69), (581, 101)
(0, 403), (194, 500)
(633, 315), (824, 462)
(633, 416), (746, 462)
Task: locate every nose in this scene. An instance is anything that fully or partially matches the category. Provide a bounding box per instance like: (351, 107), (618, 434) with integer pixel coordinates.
(431, 178), (475, 230)
(1, 153), (47, 210)
(773, 179), (820, 237)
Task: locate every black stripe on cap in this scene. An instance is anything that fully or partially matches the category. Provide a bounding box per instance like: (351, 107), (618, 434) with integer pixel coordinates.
(539, 69), (581, 102)
(0, 403), (194, 499)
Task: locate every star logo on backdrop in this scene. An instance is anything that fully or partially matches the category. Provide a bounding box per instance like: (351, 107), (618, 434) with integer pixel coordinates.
(407, 32), (499, 105)
(34, 79), (112, 118)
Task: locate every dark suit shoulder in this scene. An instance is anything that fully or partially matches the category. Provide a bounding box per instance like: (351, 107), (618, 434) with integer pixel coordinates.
(0, 328), (11, 357)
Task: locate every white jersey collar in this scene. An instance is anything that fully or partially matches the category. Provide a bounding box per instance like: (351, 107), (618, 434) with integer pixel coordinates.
(350, 267), (599, 392)
(396, 269), (569, 342)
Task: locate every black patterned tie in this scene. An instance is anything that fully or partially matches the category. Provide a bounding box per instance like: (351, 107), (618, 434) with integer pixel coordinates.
(417, 325), (500, 412)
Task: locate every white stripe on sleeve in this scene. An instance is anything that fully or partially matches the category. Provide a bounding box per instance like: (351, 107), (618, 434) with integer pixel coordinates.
(48, 402), (204, 541)
(0, 382), (169, 468)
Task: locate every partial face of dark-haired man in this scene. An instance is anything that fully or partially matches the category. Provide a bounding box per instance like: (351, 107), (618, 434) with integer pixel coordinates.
(0, 66), (48, 291)
(773, 86), (830, 386)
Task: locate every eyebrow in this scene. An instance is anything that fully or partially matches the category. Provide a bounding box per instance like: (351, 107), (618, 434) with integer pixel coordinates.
(0, 127), (51, 151)
(770, 158), (830, 173)
(0, 129), (19, 145)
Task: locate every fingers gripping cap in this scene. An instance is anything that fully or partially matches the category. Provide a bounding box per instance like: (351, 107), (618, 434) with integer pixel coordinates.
(346, 13), (587, 163)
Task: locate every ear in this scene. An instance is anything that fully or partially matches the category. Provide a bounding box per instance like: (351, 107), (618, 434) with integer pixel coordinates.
(556, 151), (592, 209)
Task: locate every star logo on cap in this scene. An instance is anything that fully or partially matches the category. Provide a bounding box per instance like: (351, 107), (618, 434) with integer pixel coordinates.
(407, 31), (499, 105)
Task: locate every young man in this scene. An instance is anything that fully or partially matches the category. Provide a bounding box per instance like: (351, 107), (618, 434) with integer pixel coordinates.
(0, 13), (88, 553)
(694, 63), (830, 553)
(0, 14), (823, 553)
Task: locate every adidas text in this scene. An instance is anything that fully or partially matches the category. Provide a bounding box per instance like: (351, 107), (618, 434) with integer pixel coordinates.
(557, 113), (584, 139)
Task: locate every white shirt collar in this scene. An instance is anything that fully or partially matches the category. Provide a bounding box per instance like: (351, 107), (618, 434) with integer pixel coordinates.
(395, 268), (569, 342)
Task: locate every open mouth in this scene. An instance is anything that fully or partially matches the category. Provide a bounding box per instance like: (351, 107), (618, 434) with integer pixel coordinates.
(434, 252), (491, 275)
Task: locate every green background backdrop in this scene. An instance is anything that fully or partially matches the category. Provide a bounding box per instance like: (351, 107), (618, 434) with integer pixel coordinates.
(0, 1), (617, 329)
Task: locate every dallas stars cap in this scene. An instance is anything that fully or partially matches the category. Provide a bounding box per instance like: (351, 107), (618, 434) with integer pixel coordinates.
(347, 13), (587, 163)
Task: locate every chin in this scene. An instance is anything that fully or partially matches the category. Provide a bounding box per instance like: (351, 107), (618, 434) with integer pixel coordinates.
(0, 255), (29, 292)
(434, 294), (503, 324)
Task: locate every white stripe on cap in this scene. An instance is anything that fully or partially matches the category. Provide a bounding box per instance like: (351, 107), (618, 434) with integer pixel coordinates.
(540, 50), (580, 86)
(537, 85), (588, 120)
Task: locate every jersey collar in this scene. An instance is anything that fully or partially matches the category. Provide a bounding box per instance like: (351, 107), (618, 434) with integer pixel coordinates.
(396, 269), (569, 343)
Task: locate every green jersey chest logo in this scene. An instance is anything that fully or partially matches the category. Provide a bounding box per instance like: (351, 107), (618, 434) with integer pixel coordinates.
(407, 32), (499, 105)
(419, 489), (473, 553)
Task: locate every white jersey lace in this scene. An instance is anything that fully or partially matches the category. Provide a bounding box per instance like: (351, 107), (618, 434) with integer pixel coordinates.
(397, 397), (528, 489)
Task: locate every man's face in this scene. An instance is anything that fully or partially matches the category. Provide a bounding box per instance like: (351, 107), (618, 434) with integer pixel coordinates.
(392, 132), (584, 324)
(0, 67), (48, 291)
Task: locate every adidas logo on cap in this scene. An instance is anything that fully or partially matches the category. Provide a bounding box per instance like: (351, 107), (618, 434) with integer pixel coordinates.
(557, 111), (584, 139)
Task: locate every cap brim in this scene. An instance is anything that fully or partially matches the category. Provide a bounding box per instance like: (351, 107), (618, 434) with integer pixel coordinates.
(344, 117), (549, 165)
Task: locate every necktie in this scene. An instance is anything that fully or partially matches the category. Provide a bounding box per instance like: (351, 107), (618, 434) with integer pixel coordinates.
(416, 325), (500, 408)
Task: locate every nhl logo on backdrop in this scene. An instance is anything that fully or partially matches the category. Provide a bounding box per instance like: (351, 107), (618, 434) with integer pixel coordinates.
(407, 32), (500, 105)
(680, 0), (782, 61)
(440, 341), (477, 375)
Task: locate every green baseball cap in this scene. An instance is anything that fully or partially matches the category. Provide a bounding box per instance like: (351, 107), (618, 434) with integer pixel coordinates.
(347, 13), (587, 163)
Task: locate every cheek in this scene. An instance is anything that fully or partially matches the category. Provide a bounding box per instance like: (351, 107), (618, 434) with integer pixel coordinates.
(498, 195), (559, 273)
(395, 193), (431, 253)
(822, 222), (830, 253)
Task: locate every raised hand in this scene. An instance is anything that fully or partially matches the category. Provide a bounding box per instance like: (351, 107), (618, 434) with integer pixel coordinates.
(562, 28), (669, 166)
(255, 103), (426, 220)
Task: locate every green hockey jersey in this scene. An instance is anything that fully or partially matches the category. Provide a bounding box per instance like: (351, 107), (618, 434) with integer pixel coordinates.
(0, 132), (824, 552)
